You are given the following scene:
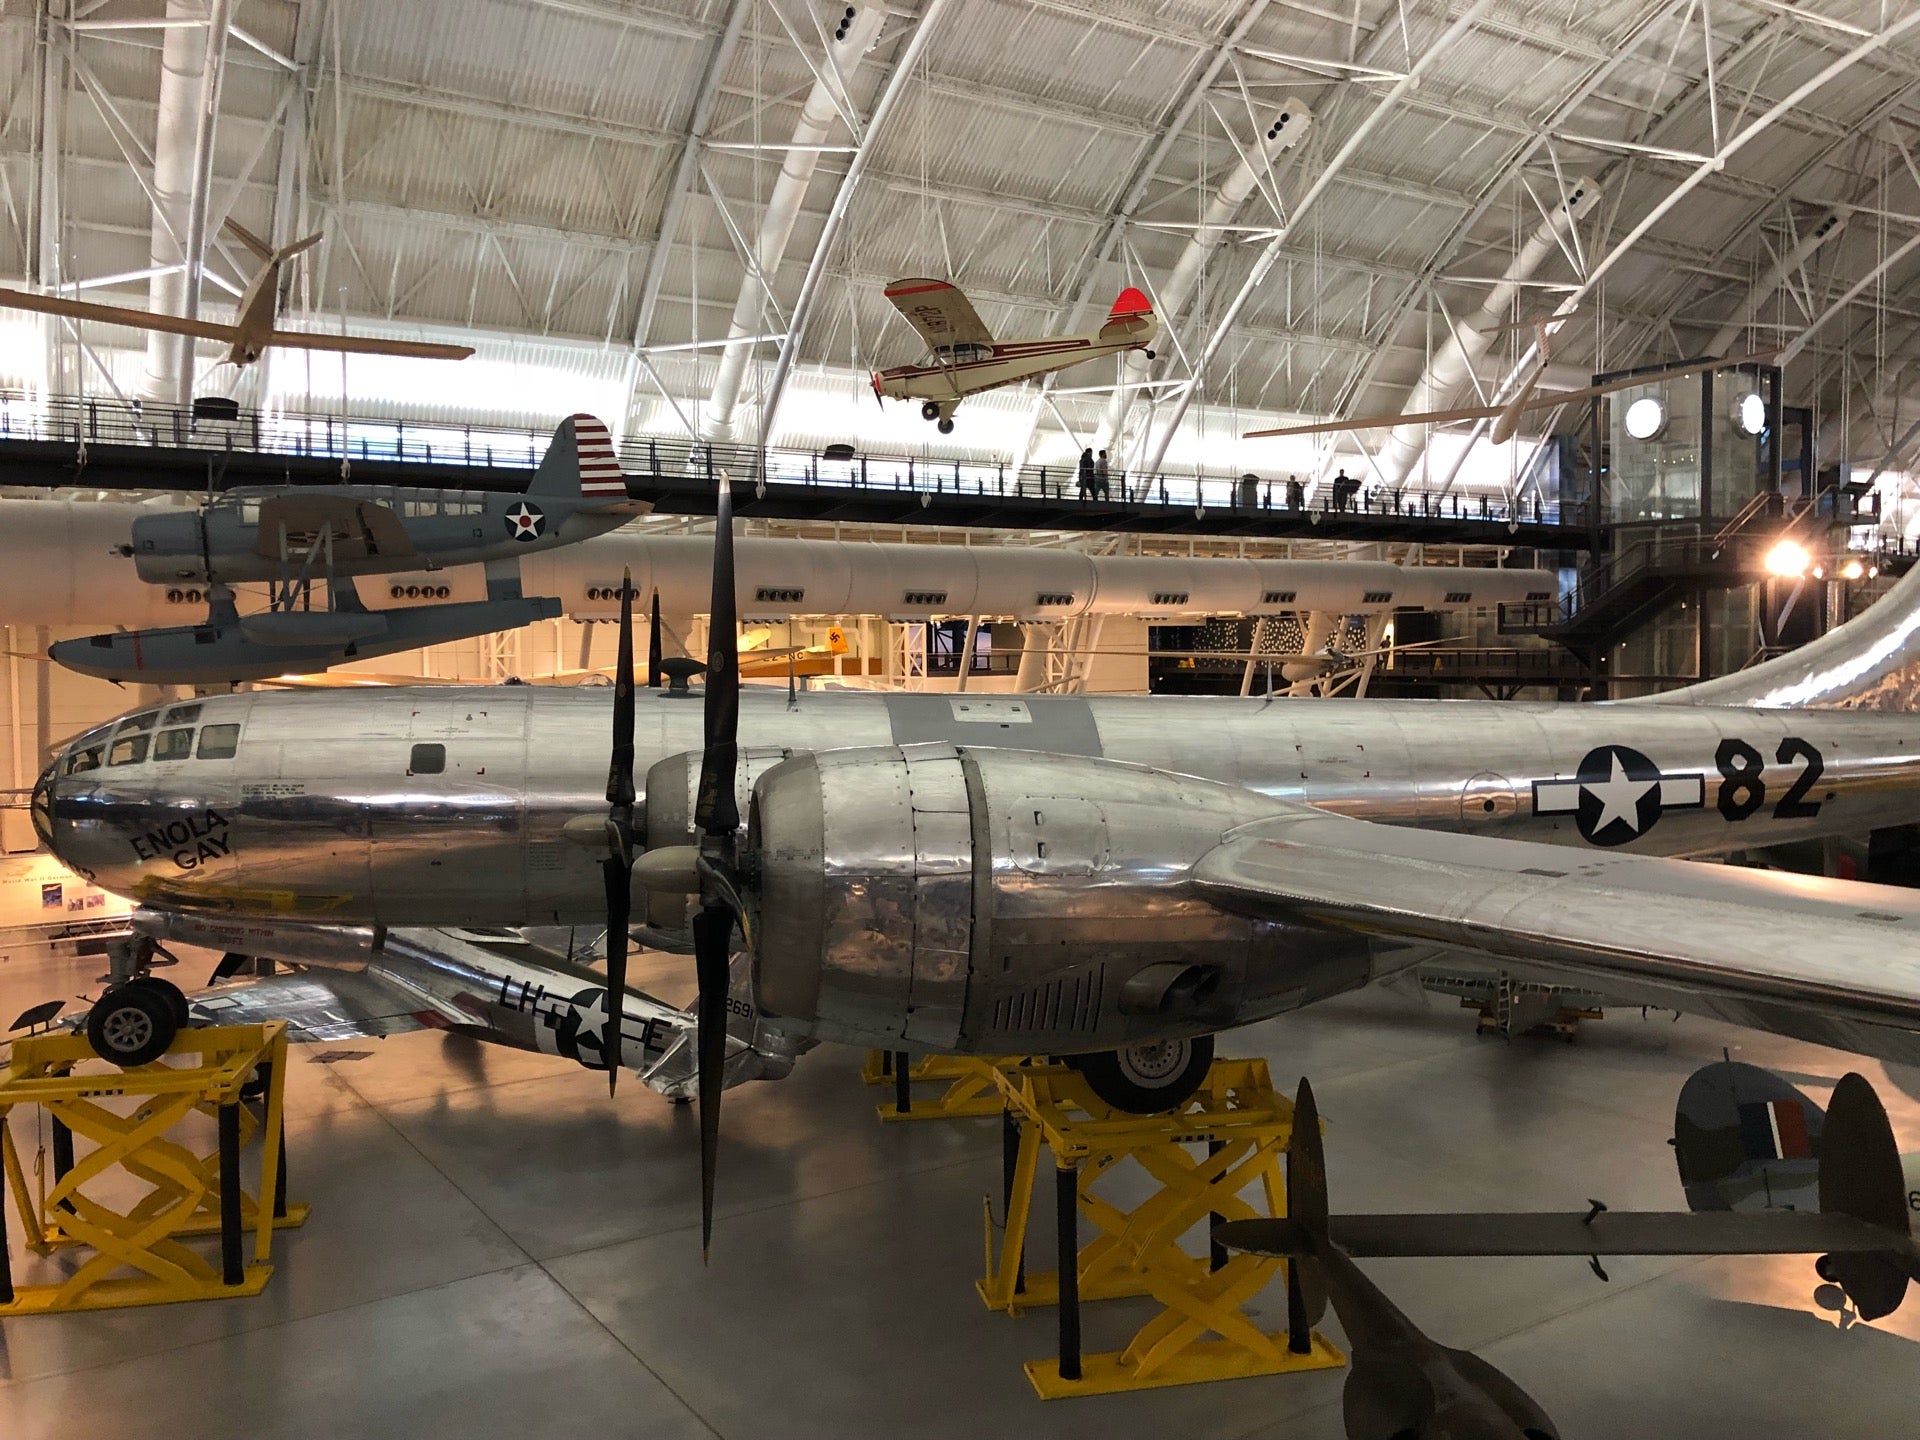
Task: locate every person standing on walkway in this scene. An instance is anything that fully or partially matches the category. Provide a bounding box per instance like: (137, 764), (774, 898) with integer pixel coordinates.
(1077, 448), (1095, 498)
(1093, 449), (1111, 500)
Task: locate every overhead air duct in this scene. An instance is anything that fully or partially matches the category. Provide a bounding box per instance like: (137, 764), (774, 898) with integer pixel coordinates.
(1096, 100), (1311, 458)
(1372, 177), (1601, 491)
(700, 3), (886, 441)
(143, 0), (233, 406)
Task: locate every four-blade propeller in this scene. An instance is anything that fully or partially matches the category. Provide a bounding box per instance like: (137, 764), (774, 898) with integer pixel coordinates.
(595, 485), (747, 1259)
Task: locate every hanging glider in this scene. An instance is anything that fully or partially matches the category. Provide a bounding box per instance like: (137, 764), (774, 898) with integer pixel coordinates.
(872, 279), (1157, 433)
(1245, 345), (1782, 444)
(0, 220), (473, 368)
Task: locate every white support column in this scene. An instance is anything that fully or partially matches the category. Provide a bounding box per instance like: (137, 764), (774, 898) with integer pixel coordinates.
(1007, 0), (1277, 476)
(1138, 0), (1502, 478)
(1096, 100), (1313, 457)
(702, 3), (886, 441)
(143, 0), (234, 406)
(953, 614), (979, 692)
(756, 0), (955, 449)
(1372, 178), (1602, 491)
(1706, 209), (1848, 354)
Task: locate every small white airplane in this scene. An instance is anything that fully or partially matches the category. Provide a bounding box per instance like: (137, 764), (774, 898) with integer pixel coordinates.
(0, 220), (473, 368)
(872, 278), (1157, 432)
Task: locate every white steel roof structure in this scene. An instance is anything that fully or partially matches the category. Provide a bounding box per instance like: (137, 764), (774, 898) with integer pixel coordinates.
(4, 1), (1920, 494)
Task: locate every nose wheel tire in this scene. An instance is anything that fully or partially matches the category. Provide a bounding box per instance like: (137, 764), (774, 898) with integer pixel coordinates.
(1072, 1034), (1214, 1113)
(86, 982), (181, 1067)
(129, 975), (191, 1032)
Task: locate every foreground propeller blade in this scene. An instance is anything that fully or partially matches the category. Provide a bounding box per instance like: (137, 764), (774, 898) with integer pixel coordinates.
(692, 904), (731, 1258)
(647, 588), (663, 689)
(695, 478), (740, 836)
(603, 568), (638, 1092)
(603, 857), (631, 1091)
(690, 473), (742, 1255)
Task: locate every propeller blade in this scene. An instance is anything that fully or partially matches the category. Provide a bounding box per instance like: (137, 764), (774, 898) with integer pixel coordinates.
(608, 569), (636, 809)
(602, 566), (638, 1092)
(692, 902), (732, 1259)
(695, 477), (740, 838)
(602, 856), (630, 1091)
(648, 589), (663, 689)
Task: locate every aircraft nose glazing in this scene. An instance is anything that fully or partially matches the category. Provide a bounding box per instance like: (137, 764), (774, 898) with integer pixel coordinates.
(29, 756), (58, 850)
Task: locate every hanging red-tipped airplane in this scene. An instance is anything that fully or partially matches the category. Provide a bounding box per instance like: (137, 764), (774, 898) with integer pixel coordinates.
(871, 279), (1158, 432)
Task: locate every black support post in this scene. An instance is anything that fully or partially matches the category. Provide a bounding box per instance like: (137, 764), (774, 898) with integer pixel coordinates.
(1055, 1162), (1081, 1383)
(892, 1051), (911, 1115)
(218, 1101), (244, 1286)
(1208, 1138), (1227, 1272)
(51, 1114), (75, 1213)
(1001, 1109), (1026, 1293)
(0, 1157), (14, 1304)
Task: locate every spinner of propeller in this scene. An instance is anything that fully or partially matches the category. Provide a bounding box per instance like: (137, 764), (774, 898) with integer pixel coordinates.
(596, 482), (748, 1260)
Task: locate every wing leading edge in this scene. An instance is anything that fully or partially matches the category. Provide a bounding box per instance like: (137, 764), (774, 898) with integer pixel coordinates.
(1192, 809), (1920, 1067)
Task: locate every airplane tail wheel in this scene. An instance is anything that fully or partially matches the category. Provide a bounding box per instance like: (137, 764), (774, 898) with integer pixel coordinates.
(86, 982), (180, 1067)
(1075, 1034), (1214, 1113)
(937, 418), (955, 434)
(921, 401), (941, 421)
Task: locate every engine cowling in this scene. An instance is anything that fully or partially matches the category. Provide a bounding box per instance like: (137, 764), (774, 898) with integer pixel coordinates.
(748, 744), (1375, 1052)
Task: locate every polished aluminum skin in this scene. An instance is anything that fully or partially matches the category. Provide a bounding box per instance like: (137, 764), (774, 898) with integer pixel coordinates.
(751, 745), (1370, 1052)
(127, 910), (794, 1100)
(34, 553), (1920, 1063)
(37, 685), (1920, 925)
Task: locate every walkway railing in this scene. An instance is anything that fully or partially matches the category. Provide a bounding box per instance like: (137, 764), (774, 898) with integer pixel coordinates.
(0, 390), (1585, 530)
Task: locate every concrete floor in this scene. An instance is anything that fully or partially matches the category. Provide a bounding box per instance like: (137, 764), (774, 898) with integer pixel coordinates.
(1, 940), (1917, 1440)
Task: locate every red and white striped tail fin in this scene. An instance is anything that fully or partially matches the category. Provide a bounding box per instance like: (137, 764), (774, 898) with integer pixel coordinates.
(572, 413), (625, 499)
(530, 412), (626, 502)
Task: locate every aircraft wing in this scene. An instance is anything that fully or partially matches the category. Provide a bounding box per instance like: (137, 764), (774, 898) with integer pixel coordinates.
(1244, 348), (1783, 439)
(0, 287), (237, 341)
(176, 969), (450, 1042)
(1192, 810), (1920, 1065)
(883, 278), (993, 349)
(267, 329), (475, 361)
(252, 493), (418, 560)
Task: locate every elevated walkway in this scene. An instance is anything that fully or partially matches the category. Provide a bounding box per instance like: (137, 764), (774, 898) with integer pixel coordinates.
(0, 392), (1589, 548)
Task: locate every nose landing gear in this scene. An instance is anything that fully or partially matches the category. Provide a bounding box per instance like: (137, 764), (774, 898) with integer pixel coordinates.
(86, 976), (189, 1067)
(921, 400), (958, 434)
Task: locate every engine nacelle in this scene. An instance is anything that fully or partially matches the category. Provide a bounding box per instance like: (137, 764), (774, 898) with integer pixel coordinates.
(749, 744), (1375, 1052)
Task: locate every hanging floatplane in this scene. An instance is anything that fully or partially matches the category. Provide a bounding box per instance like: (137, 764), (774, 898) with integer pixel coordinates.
(872, 278), (1158, 432)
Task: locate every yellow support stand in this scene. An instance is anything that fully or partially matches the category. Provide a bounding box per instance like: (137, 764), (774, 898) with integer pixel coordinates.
(970, 1055), (1345, 1397)
(860, 1048), (1022, 1121)
(0, 1021), (309, 1314)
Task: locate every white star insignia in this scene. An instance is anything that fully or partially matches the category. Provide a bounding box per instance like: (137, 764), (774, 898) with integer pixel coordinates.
(1585, 752), (1658, 835)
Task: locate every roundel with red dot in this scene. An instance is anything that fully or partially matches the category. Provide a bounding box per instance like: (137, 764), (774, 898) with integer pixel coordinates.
(504, 500), (546, 541)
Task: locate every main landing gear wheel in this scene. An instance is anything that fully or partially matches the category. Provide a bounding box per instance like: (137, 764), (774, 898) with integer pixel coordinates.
(921, 400), (942, 421)
(86, 980), (182, 1067)
(936, 418), (955, 434)
(1071, 1034), (1214, 1113)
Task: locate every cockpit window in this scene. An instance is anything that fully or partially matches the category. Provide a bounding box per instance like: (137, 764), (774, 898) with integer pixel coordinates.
(161, 703), (202, 725)
(64, 743), (105, 775)
(62, 723), (113, 775)
(197, 723), (241, 759)
(118, 710), (158, 735)
(109, 733), (150, 766)
(153, 728), (194, 762)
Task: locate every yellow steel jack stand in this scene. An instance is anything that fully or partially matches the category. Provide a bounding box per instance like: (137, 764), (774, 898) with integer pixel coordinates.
(975, 1055), (1344, 1398)
(861, 1048), (1022, 1121)
(0, 1021), (309, 1314)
